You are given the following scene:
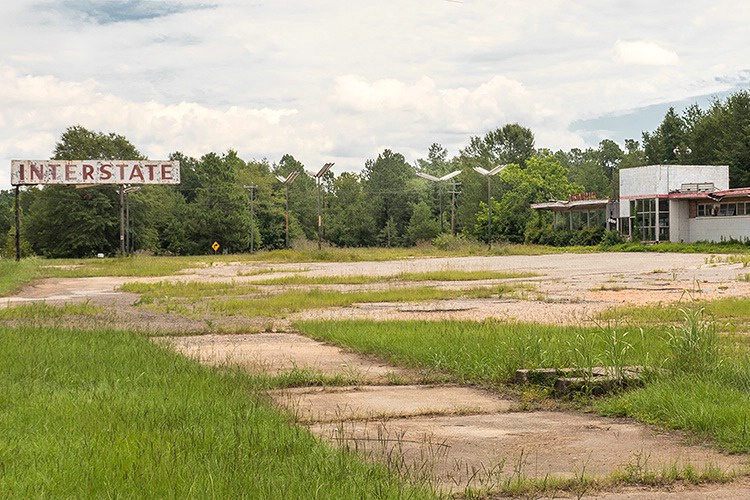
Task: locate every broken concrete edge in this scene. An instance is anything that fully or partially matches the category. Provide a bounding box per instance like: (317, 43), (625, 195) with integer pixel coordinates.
(515, 366), (648, 397)
(515, 366), (646, 385)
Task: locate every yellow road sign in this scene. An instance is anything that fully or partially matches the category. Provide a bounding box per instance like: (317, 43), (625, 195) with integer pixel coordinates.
(212, 241), (220, 252)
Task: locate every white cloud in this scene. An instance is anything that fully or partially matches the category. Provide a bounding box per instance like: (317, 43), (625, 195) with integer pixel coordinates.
(2, 1), (750, 189)
(612, 40), (680, 66)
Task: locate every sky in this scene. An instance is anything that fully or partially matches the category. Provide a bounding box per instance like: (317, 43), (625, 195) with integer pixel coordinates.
(2, 0), (750, 190)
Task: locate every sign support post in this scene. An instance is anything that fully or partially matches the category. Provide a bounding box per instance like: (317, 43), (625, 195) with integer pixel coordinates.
(119, 185), (125, 256)
(14, 186), (20, 262)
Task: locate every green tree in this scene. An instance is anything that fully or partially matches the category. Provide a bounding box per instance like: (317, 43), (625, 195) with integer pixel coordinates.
(0, 190), (12, 253)
(642, 107), (687, 164)
(326, 172), (376, 247)
(405, 201), (440, 245)
(472, 154), (582, 243)
(455, 124), (536, 234)
(191, 151), (253, 253)
(363, 149), (419, 246)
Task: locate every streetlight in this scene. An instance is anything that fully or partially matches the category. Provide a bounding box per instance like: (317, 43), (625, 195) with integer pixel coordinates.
(306, 162), (334, 250)
(416, 170), (461, 233)
(275, 171), (300, 249)
(473, 165), (507, 250)
(244, 185), (257, 253)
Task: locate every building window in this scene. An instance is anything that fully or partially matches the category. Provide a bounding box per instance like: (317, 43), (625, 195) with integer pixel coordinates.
(697, 202), (749, 217)
(631, 198), (666, 241)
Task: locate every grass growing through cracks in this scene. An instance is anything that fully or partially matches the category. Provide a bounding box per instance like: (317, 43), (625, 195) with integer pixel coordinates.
(122, 281), (523, 319)
(0, 326), (435, 499)
(258, 270), (538, 286)
(0, 301), (104, 320)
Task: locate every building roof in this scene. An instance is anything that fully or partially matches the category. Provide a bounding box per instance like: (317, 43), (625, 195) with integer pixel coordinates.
(530, 199), (610, 211)
(667, 187), (750, 201)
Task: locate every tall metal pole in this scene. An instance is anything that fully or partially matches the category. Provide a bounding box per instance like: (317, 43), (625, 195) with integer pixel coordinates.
(285, 184), (290, 249)
(119, 185), (125, 256)
(487, 176), (492, 250)
(14, 186), (20, 262)
(450, 182), (457, 236)
(439, 185), (444, 233)
(317, 178), (322, 249)
(249, 185), (255, 253)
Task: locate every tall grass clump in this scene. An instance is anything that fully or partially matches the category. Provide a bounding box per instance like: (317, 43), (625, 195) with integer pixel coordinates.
(294, 319), (665, 386)
(0, 326), (434, 499)
(666, 307), (720, 373)
(0, 258), (41, 296)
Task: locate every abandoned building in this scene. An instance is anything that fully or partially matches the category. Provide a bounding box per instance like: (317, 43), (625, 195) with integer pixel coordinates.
(532, 164), (750, 243)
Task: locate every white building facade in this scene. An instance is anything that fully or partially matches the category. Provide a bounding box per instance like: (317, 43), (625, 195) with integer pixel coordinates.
(620, 165), (750, 243)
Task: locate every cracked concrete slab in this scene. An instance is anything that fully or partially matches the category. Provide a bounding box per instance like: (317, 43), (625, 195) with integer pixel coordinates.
(271, 385), (514, 422)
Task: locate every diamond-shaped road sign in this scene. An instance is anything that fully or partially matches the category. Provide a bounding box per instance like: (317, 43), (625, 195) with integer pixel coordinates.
(212, 241), (220, 252)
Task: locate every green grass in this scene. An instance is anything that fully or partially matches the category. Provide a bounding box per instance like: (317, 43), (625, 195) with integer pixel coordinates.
(120, 280), (259, 301)
(0, 326), (435, 498)
(293, 319), (669, 385)
(0, 258), (42, 296)
(121, 280), (525, 319)
(597, 371), (750, 453)
(0, 301), (104, 320)
(597, 297), (750, 334)
(260, 270), (537, 286)
(208, 287), (507, 318)
(40, 255), (213, 278)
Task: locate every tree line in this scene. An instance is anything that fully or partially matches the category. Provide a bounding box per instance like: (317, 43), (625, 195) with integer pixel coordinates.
(2, 91), (750, 258)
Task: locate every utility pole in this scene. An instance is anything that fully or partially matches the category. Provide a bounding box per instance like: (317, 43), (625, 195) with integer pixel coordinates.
(448, 181), (461, 236)
(416, 170), (461, 235)
(306, 163), (334, 250)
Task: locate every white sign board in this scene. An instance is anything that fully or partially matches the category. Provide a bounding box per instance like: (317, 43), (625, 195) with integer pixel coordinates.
(11, 160), (180, 186)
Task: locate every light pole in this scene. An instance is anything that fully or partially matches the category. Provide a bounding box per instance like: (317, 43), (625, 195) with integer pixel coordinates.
(275, 171), (300, 249)
(306, 162), (334, 250)
(245, 185), (257, 253)
(473, 165), (507, 250)
(416, 170), (461, 233)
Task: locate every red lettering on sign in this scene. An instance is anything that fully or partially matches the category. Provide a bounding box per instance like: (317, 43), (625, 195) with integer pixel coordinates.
(65, 164), (77, 181)
(117, 164), (128, 181)
(50, 164), (60, 180)
(144, 164), (157, 181)
(30, 163), (44, 182)
(18, 163), (25, 181)
(82, 164), (94, 181)
(129, 164), (144, 181)
(100, 164), (112, 181)
(161, 164), (173, 180)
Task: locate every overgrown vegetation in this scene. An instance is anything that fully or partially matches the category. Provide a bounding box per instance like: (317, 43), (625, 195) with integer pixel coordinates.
(0, 258), (41, 296)
(129, 285), (520, 319)
(0, 326), (435, 498)
(295, 309), (750, 453)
